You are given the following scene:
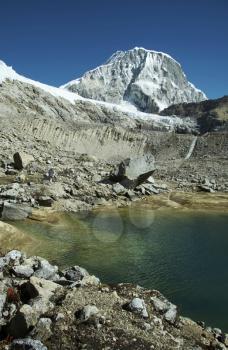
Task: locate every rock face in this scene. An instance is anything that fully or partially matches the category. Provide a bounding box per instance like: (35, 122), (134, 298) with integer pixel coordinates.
(160, 95), (228, 133)
(62, 47), (206, 113)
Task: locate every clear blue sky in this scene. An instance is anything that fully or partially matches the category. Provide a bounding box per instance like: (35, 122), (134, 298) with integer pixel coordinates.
(1, 0), (227, 98)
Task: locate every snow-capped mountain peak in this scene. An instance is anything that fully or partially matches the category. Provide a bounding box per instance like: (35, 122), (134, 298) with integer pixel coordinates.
(61, 47), (207, 113)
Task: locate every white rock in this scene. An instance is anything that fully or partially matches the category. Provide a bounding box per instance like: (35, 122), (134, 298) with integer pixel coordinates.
(128, 297), (148, 318)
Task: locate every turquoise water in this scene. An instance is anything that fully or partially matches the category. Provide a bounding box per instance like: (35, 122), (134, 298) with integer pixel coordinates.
(12, 206), (228, 331)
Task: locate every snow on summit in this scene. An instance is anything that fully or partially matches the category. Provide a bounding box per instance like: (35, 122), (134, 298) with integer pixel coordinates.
(61, 47), (207, 113)
(0, 56), (198, 130)
(0, 59), (81, 103)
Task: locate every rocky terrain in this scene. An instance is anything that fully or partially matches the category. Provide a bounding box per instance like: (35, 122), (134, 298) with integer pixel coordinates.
(1, 250), (228, 350)
(0, 49), (228, 349)
(61, 47), (206, 113)
(160, 95), (228, 133)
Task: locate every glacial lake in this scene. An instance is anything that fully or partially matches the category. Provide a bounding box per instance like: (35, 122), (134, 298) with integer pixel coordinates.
(11, 205), (228, 331)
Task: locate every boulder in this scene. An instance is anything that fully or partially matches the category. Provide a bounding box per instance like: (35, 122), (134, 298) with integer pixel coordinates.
(26, 276), (62, 301)
(1, 202), (32, 221)
(19, 276), (63, 321)
(151, 296), (177, 324)
(111, 154), (155, 189)
(63, 265), (89, 282)
(5, 250), (25, 265)
(164, 305), (177, 324)
(13, 152), (34, 170)
(33, 258), (58, 280)
(125, 297), (148, 318)
(12, 265), (34, 278)
(7, 304), (38, 338)
(151, 296), (170, 312)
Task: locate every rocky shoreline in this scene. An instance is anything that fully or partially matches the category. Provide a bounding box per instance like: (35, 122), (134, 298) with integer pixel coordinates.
(1, 147), (227, 222)
(0, 249), (228, 350)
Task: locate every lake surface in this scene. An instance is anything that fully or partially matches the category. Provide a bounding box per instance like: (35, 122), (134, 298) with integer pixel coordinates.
(12, 205), (228, 331)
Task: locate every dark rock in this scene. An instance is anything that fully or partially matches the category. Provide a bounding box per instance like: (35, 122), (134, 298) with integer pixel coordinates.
(198, 185), (215, 193)
(37, 196), (53, 207)
(63, 265), (89, 282)
(7, 304), (38, 338)
(5, 169), (18, 176)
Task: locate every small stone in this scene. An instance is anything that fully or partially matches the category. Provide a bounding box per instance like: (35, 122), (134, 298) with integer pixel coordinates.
(56, 313), (65, 321)
(0, 293), (6, 316)
(112, 183), (126, 195)
(92, 174), (102, 182)
(77, 305), (100, 322)
(147, 176), (155, 184)
(37, 196), (53, 207)
(213, 328), (222, 336)
(31, 317), (52, 341)
(10, 338), (47, 350)
(143, 322), (152, 331)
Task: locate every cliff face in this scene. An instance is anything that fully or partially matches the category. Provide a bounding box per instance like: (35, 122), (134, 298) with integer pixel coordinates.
(61, 47), (207, 113)
(160, 96), (228, 133)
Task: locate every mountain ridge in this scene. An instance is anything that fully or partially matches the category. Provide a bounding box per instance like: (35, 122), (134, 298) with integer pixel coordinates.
(61, 47), (207, 113)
